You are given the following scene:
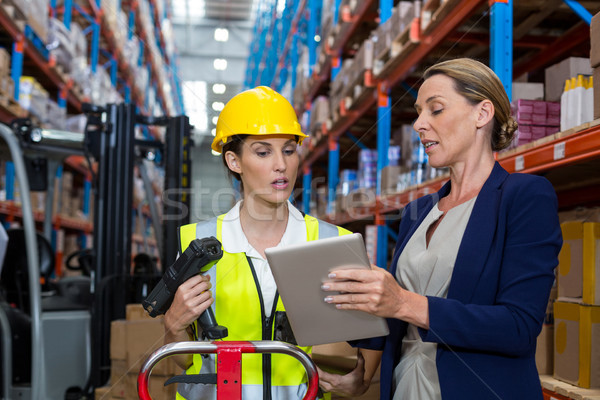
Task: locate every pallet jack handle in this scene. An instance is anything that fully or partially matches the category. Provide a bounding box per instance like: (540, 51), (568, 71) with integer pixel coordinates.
(138, 341), (319, 400)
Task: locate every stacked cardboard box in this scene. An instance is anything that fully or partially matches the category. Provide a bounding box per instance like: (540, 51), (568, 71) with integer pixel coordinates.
(309, 96), (330, 136)
(552, 209), (600, 389)
(104, 304), (178, 399)
(545, 57), (592, 102)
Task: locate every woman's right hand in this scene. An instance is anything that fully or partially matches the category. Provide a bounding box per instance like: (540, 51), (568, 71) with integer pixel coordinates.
(164, 274), (214, 336)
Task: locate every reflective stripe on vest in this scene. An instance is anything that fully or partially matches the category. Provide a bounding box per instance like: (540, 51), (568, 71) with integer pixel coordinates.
(177, 213), (349, 399)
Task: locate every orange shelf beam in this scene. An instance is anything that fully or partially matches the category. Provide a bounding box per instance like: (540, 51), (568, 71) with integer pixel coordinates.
(498, 124), (600, 174)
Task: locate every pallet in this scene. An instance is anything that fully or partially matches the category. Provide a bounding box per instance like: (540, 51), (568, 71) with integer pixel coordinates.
(540, 375), (600, 400)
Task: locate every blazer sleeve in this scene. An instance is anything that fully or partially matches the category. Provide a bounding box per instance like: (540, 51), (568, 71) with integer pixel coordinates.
(419, 176), (562, 357)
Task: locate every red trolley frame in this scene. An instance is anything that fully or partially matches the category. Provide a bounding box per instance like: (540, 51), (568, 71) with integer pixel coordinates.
(137, 341), (319, 400)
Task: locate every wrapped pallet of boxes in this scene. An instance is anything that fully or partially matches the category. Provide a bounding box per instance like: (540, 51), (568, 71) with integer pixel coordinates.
(310, 96), (330, 135)
(21, 0), (49, 42)
(108, 304), (178, 399)
(553, 300), (600, 388)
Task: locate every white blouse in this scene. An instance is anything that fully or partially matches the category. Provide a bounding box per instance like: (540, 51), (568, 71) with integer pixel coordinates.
(220, 200), (307, 317)
(393, 197), (477, 400)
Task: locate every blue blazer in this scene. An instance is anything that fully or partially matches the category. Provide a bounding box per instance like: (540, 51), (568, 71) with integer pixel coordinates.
(354, 162), (562, 400)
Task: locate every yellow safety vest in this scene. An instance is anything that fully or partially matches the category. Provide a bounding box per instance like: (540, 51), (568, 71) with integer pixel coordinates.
(176, 212), (350, 400)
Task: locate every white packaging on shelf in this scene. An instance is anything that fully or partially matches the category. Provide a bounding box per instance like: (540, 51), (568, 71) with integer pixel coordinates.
(46, 18), (76, 70)
(70, 22), (87, 60)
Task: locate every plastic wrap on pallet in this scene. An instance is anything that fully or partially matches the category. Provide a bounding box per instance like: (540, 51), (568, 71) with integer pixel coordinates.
(24, 0), (49, 42)
(394, 1), (416, 39)
(134, 66), (150, 96)
(372, 19), (392, 60)
(46, 18), (76, 73)
(71, 22), (87, 60)
(44, 99), (66, 129)
(101, 0), (118, 31)
(160, 18), (175, 61)
(309, 96), (330, 133)
(70, 56), (89, 89)
(347, 38), (373, 87)
(123, 37), (141, 69)
(330, 59), (353, 96)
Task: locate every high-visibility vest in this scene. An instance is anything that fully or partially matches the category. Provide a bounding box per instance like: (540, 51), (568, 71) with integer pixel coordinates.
(176, 212), (350, 400)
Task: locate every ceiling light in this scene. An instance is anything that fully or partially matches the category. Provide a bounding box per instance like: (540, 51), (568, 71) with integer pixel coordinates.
(211, 128), (217, 136)
(212, 116), (219, 125)
(314, 35), (321, 42)
(212, 101), (225, 111)
(211, 149), (221, 156)
(212, 83), (226, 94)
(213, 59), (228, 71)
(214, 28), (229, 42)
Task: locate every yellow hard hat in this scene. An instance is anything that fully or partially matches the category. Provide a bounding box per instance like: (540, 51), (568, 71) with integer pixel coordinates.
(211, 86), (308, 153)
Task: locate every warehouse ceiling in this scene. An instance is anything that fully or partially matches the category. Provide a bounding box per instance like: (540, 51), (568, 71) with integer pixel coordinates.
(171, 0), (257, 145)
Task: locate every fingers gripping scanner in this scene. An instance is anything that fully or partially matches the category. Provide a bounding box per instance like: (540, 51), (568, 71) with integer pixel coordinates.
(138, 341), (319, 400)
(142, 237), (228, 340)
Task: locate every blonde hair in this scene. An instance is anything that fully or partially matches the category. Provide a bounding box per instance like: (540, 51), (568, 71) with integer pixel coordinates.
(423, 58), (517, 151)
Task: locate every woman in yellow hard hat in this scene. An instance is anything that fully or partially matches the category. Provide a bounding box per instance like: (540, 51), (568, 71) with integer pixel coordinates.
(162, 86), (379, 399)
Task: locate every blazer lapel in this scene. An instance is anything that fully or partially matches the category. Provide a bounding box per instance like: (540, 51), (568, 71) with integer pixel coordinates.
(447, 162), (509, 303)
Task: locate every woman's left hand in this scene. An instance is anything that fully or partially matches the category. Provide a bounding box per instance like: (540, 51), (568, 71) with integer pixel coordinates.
(317, 351), (369, 397)
(322, 265), (429, 329)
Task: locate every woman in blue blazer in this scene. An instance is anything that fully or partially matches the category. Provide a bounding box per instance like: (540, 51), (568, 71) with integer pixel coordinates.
(319, 58), (563, 400)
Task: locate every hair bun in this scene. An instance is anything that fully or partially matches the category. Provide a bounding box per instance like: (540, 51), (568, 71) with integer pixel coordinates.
(501, 117), (518, 136)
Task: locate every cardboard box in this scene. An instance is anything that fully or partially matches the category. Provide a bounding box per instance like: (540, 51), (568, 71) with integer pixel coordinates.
(381, 165), (403, 195)
(312, 342), (358, 374)
(332, 381), (380, 400)
(554, 301), (600, 388)
(557, 221), (600, 304)
(109, 359), (128, 398)
(110, 320), (127, 361)
(536, 324), (554, 375)
(558, 221), (584, 298)
(545, 57), (592, 102)
(126, 303), (154, 321)
(125, 319), (177, 376)
(583, 222), (600, 305)
(558, 207), (600, 224)
(94, 386), (120, 400)
(591, 12), (600, 68)
(512, 82), (544, 101)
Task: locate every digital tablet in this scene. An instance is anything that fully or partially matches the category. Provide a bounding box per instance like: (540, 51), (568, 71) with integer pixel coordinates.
(265, 233), (389, 346)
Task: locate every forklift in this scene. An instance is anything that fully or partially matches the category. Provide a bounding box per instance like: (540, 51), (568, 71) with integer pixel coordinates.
(0, 103), (192, 399)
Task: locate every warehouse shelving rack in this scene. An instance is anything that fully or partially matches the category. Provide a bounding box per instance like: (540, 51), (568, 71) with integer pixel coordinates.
(0, 0), (185, 259)
(245, 0), (600, 270)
